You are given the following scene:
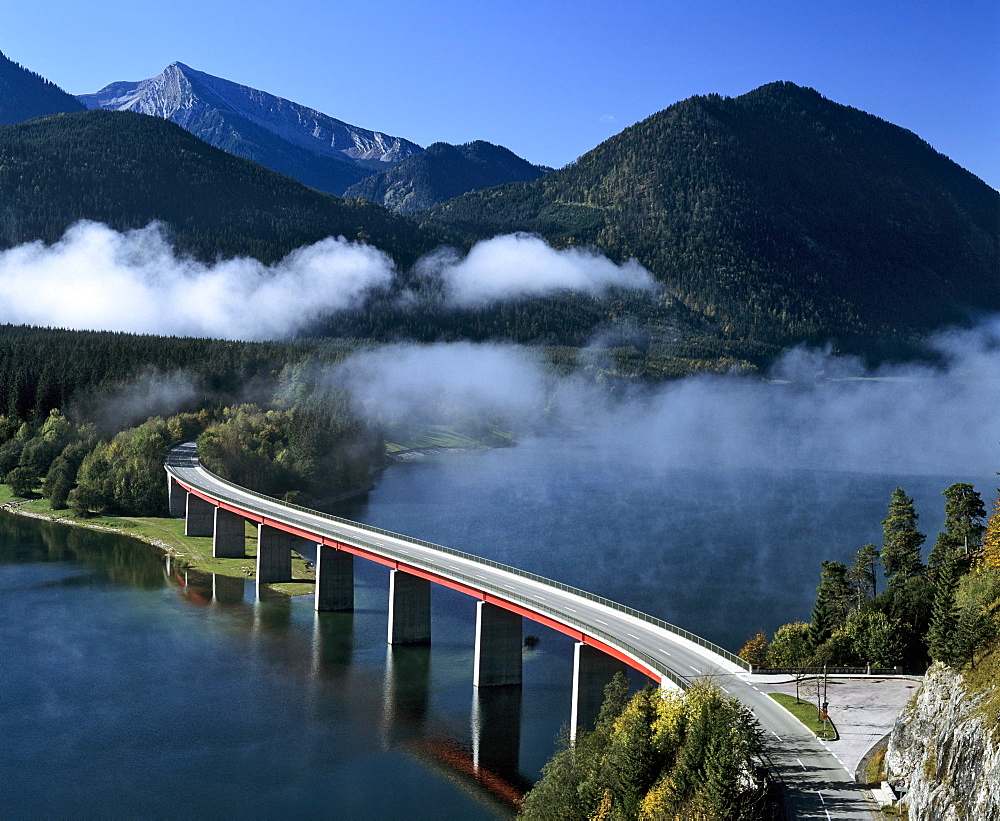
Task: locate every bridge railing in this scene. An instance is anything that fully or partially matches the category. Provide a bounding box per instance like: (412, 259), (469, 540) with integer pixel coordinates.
(168, 456), (750, 674)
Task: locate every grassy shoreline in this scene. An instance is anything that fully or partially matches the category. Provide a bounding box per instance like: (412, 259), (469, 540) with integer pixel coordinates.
(0, 484), (316, 596)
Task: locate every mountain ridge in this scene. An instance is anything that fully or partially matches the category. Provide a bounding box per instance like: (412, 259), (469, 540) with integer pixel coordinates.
(344, 140), (548, 214)
(78, 62), (422, 195)
(0, 50), (86, 125)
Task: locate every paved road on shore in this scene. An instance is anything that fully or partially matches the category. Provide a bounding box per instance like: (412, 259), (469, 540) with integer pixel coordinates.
(167, 443), (873, 819)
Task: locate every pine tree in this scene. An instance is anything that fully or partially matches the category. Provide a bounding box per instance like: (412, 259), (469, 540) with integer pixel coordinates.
(929, 483), (986, 568)
(810, 560), (853, 646)
(849, 542), (880, 604)
(926, 559), (961, 666)
(881, 487), (926, 587)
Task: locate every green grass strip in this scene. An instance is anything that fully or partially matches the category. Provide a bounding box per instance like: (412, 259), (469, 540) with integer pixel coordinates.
(0, 484), (315, 596)
(767, 692), (838, 739)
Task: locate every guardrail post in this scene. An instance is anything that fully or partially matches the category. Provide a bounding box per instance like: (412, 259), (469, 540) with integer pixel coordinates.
(213, 508), (246, 558)
(167, 475), (187, 518)
(571, 643), (627, 741)
(473, 601), (522, 687)
(184, 493), (215, 537)
(387, 569), (431, 645)
(257, 523), (293, 584)
(315, 545), (353, 612)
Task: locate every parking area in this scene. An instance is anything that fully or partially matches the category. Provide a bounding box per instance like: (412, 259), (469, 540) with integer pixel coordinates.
(751, 673), (923, 780)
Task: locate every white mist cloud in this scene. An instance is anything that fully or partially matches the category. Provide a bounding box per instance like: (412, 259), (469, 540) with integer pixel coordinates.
(0, 224), (655, 338)
(0, 221), (396, 340)
(73, 368), (202, 435)
(331, 325), (1000, 480)
(418, 233), (656, 306)
(334, 342), (553, 425)
(586, 337), (1000, 478)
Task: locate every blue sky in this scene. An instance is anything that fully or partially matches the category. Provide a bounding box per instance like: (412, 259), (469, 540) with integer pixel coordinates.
(5, 0), (998, 187)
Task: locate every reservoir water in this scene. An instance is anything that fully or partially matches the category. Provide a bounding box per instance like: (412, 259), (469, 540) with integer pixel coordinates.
(1, 434), (990, 818)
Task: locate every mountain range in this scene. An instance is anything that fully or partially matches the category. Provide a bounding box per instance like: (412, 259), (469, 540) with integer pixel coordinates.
(76, 62), (545, 207)
(78, 62), (421, 196)
(2, 51), (997, 365)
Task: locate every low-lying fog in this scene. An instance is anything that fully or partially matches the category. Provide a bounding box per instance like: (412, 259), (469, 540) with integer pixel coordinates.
(7, 221), (999, 643)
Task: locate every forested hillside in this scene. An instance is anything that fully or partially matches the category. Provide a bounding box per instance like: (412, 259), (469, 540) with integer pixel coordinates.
(0, 110), (436, 264)
(0, 326), (381, 516)
(344, 141), (547, 214)
(422, 82), (1000, 355)
(0, 50), (85, 125)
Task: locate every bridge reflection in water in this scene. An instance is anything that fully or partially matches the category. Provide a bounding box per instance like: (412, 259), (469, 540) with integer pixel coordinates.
(163, 564), (533, 810)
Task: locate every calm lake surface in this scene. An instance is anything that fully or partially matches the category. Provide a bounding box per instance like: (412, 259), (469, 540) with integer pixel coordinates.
(1, 435), (990, 818)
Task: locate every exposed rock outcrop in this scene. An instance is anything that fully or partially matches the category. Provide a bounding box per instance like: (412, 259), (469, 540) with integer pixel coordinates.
(885, 663), (1000, 820)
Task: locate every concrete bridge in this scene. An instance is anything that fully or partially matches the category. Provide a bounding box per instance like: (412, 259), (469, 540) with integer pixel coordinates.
(165, 442), (874, 819)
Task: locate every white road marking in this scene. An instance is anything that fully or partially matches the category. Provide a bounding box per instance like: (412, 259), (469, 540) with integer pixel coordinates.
(595, 619), (609, 625)
(660, 649), (672, 656)
(771, 731), (782, 741)
(817, 791), (825, 804)
(796, 758), (806, 771)
(627, 633), (641, 639)
(688, 665), (700, 673)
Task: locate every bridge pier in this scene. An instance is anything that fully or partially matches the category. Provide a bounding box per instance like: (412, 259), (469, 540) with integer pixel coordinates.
(570, 643), (628, 740)
(473, 601), (522, 687)
(184, 493), (215, 537)
(167, 475), (187, 518)
(256, 523), (293, 584)
(213, 508), (246, 558)
(315, 545), (354, 611)
(387, 569), (431, 645)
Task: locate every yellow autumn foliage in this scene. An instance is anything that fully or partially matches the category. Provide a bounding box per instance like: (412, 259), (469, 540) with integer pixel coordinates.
(981, 494), (1000, 570)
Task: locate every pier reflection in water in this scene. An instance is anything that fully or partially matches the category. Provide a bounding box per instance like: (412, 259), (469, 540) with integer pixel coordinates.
(0, 512), (543, 818)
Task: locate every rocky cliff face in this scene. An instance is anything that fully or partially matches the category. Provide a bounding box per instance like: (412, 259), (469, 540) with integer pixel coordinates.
(885, 663), (1000, 820)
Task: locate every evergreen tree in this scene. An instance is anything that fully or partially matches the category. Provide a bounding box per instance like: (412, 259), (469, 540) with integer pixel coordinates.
(955, 605), (995, 669)
(848, 542), (880, 604)
(881, 487), (926, 587)
(927, 559), (961, 666)
(810, 560), (853, 645)
(929, 483), (986, 568)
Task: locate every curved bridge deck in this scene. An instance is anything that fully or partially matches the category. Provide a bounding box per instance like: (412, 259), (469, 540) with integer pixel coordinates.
(165, 442), (873, 819)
